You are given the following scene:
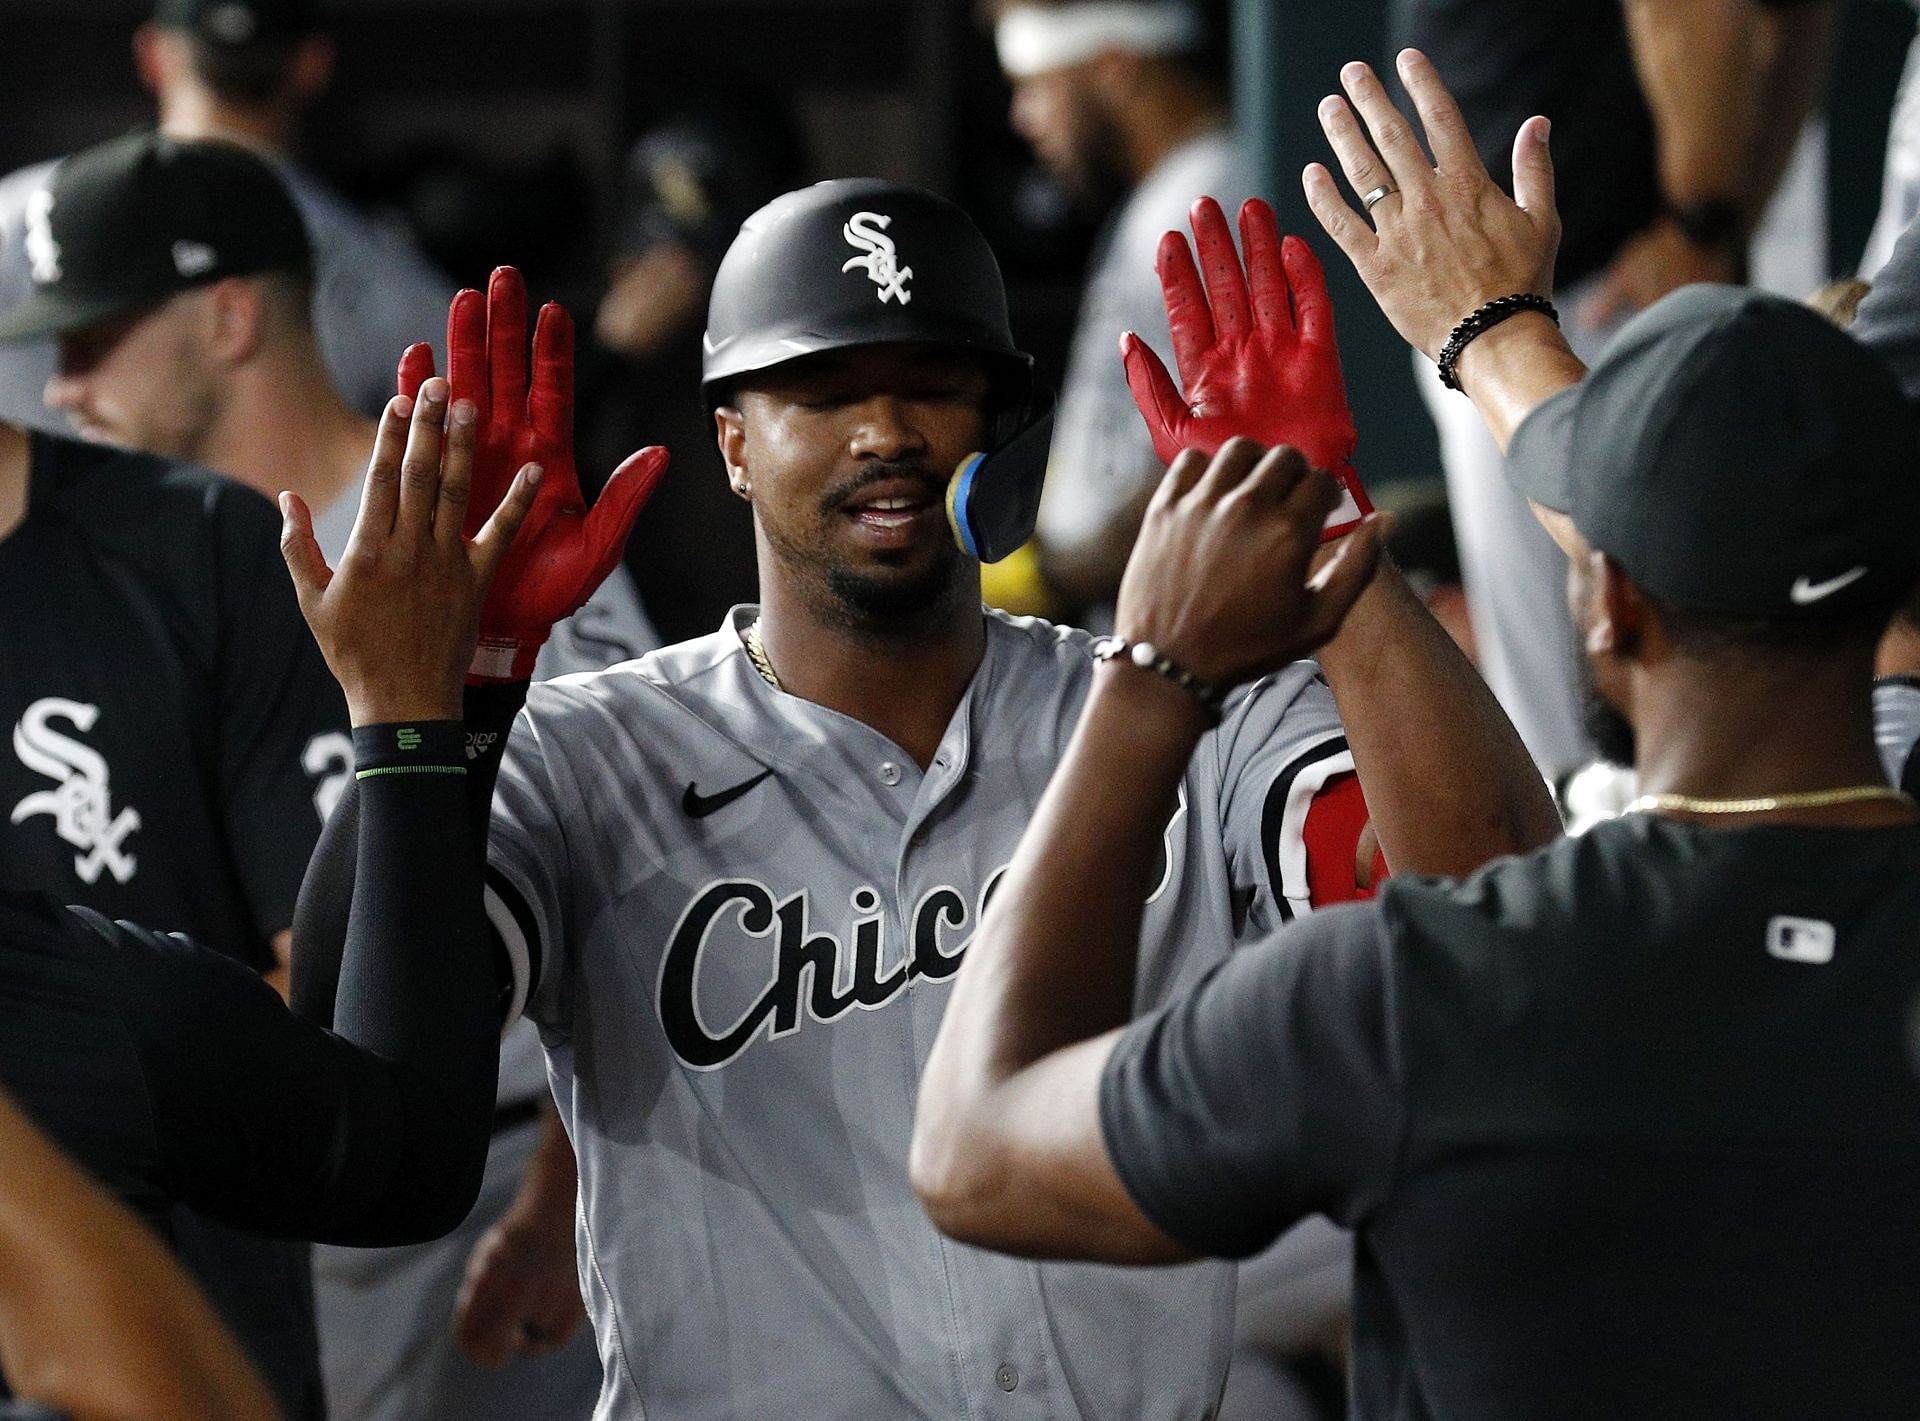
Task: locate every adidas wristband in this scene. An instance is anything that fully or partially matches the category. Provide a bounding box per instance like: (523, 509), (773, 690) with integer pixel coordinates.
(353, 721), (468, 780)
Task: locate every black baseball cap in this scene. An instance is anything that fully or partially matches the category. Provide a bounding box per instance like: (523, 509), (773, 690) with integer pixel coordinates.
(0, 132), (310, 343)
(1506, 285), (1920, 620)
(153, 0), (319, 47)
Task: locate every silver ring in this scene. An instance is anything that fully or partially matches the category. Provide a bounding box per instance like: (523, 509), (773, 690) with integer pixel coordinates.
(1361, 184), (1397, 214)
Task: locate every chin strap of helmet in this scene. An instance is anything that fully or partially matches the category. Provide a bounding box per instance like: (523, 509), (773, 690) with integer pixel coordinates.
(945, 390), (1055, 565)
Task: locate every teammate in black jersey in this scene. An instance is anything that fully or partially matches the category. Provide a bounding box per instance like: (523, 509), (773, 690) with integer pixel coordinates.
(0, 377), (544, 1418)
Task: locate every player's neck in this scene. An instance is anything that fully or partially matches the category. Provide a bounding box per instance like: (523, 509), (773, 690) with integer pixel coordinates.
(0, 422), (28, 544)
(754, 576), (987, 770)
(199, 357), (373, 517)
(1632, 651), (1909, 824)
(158, 93), (293, 155)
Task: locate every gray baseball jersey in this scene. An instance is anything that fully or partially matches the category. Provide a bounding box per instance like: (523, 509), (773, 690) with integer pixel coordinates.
(484, 607), (1356, 1420)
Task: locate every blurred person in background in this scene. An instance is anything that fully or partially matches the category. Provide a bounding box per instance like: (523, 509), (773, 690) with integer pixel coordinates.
(583, 106), (804, 643)
(988, 0), (1248, 628)
(0, 130), (362, 1421)
(0, 131), (655, 1421)
(1861, 0), (1920, 279)
(1389, 0), (1840, 781)
(0, 0), (453, 432)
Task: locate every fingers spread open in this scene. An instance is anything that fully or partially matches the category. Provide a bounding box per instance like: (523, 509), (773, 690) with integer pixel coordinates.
(395, 377), (449, 545)
(471, 463), (546, 581)
(1238, 200), (1292, 333)
(1319, 93), (1400, 215)
(1155, 230), (1213, 389)
(351, 394), (413, 548)
(1280, 236), (1336, 345)
(1339, 61), (1433, 193)
(528, 303), (576, 450)
(1120, 332), (1187, 452)
(446, 290), (490, 422)
(1511, 114), (1557, 225)
(397, 342), (436, 403)
(579, 445), (671, 579)
(1190, 197), (1252, 342)
(1302, 162), (1376, 272)
(1395, 48), (1484, 179)
(277, 491), (332, 610)
(437, 399), (479, 547)
(487, 267), (530, 421)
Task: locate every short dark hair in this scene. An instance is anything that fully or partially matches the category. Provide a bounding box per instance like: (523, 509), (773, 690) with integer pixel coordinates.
(183, 34), (302, 105)
(1655, 593), (1908, 661)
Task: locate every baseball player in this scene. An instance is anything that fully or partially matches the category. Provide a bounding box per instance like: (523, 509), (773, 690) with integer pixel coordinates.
(296, 178), (1555, 1418)
(0, 380), (347, 1415)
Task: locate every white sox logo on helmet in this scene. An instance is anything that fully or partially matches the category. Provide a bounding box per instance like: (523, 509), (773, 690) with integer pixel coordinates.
(841, 211), (913, 305)
(24, 188), (61, 285)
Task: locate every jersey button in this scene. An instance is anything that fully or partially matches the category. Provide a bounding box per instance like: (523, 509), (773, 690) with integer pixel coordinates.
(995, 1364), (1019, 1392)
(878, 761), (903, 786)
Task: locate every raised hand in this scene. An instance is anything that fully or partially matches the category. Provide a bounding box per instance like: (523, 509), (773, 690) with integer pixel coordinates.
(1113, 438), (1390, 690)
(1122, 196), (1371, 540)
(1303, 49), (1560, 365)
(400, 267), (669, 682)
(279, 378), (541, 725)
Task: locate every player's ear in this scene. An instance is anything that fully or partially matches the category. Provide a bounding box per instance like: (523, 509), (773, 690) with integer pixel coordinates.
(715, 406), (752, 502)
(289, 36), (336, 103)
(1591, 553), (1648, 660)
(131, 23), (175, 96)
(204, 278), (267, 366)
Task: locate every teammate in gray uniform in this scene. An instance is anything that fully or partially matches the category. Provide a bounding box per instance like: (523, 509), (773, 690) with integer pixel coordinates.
(377, 177), (1564, 1419)
(0, 0), (453, 432)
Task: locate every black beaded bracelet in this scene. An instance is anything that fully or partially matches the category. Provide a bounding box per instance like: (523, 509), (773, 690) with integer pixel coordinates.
(1436, 293), (1559, 392)
(1090, 636), (1227, 722)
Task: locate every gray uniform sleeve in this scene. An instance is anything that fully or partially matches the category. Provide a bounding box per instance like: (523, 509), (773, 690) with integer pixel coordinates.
(1098, 902), (1404, 1259)
(1853, 214), (1920, 400)
(485, 705), (576, 1030)
(1209, 667), (1352, 932)
(534, 563), (660, 680)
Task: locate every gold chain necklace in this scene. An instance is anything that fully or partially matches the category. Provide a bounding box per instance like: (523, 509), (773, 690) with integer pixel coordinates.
(1628, 785), (1915, 816)
(742, 618), (782, 691)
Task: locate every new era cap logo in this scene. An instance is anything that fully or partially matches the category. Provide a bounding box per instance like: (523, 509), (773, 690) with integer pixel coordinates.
(1790, 566), (1868, 605)
(1766, 914), (1835, 965)
(205, 3), (260, 44)
(172, 240), (218, 278)
(24, 188), (60, 285)
(841, 212), (913, 305)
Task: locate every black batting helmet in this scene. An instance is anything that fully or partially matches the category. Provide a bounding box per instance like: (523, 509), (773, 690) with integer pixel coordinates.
(700, 178), (1035, 407)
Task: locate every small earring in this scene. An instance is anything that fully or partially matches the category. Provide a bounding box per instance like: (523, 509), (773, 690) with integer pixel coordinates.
(733, 480), (750, 496)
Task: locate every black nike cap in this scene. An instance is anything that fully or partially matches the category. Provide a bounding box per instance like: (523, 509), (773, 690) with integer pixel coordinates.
(153, 0), (320, 47)
(0, 132), (310, 343)
(1506, 285), (1920, 620)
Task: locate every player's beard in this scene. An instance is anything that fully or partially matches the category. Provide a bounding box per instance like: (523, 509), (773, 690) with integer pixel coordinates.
(1050, 97), (1131, 214)
(1574, 642), (1637, 769)
(765, 459), (971, 633)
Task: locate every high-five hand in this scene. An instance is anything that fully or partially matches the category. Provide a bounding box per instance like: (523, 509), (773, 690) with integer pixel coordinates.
(399, 267), (669, 682)
(1114, 439), (1390, 690)
(1303, 49), (1560, 364)
(1121, 197), (1371, 540)
(279, 379), (542, 725)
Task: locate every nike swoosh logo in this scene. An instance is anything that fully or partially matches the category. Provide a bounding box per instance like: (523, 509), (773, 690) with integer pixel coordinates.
(1790, 566), (1869, 605)
(682, 770), (774, 819)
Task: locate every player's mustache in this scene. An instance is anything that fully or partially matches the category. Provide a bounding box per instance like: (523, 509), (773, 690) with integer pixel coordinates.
(820, 462), (944, 514)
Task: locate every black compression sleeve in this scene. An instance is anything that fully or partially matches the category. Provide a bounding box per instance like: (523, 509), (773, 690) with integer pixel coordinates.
(106, 736), (500, 1244)
(290, 681), (528, 1026)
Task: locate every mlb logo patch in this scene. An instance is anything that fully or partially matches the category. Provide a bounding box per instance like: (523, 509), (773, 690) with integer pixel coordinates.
(1766, 915), (1835, 965)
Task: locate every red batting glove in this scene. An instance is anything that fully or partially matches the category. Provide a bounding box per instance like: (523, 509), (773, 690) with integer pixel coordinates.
(1121, 196), (1372, 541)
(402, 268), (669, 682)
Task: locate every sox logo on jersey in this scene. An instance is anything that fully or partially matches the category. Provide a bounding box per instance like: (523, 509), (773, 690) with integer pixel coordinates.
(841, 212), (913, 305)
(9, 698), (139, 885)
